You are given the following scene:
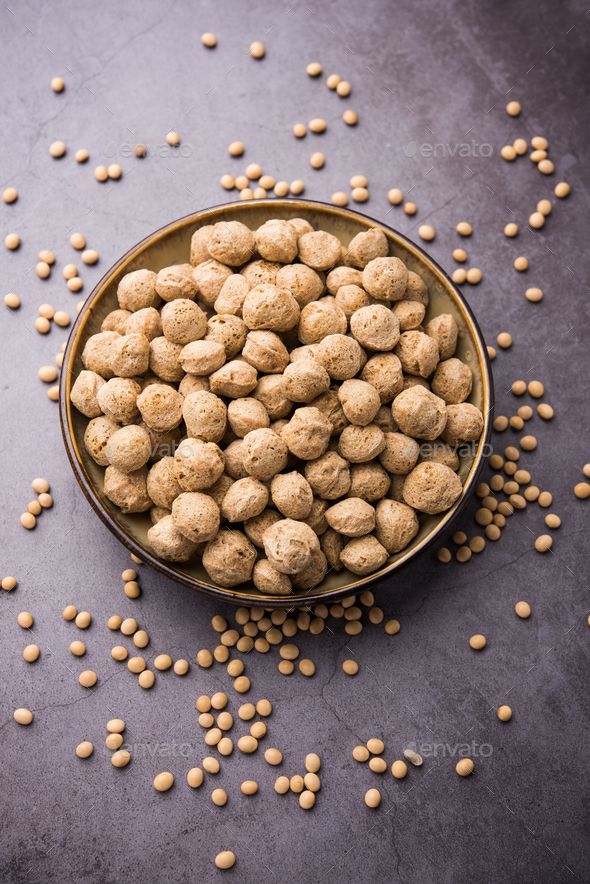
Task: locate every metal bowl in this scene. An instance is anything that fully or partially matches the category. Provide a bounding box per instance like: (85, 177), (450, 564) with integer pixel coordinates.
(60, 199), (493, 606)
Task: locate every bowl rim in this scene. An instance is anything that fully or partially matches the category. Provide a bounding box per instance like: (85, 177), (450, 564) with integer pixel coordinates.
(59, 197), (493, 606)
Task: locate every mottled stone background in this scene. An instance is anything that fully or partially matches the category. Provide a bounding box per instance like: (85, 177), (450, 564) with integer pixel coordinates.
(0, 1), (589, 882)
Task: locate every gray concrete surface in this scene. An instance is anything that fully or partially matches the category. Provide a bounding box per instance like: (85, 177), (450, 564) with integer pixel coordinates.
(1, 1), (589, 882)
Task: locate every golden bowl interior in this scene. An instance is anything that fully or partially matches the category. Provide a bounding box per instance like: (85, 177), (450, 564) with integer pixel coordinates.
(60, 199), (492, 606)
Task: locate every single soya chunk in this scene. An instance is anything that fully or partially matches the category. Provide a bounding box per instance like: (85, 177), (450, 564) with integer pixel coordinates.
(202, 529), (257, 585)
(402, 462), (462, 514)
(391, 386), (447, 441)
(340, 535), (388, 575)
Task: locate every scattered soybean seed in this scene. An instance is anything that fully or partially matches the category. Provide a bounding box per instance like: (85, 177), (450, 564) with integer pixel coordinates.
(501, 145), (517, 161)
(469, 633), (486, 651)
(23, 644), (40, 663)
(79, 669), (97, 688)
(75, 149), (90, 163)
(466, 267), (482, 285)
(111, 749), (131, 768)
(391, 760), (408, 779)
(17, 611), (33, 629)
(353, 745), (370, 762)
(76, 741), (94, 758)
(62, 604), (77, 620)
(75, 611), (92, 629)
(20, 512), (37, 529)
(166, 131), (180, 147)
(201, 32), (217, 48)
(520, 435), (537, 452)
(496, 332), (512, 349)
(387, 188), (403, 205)
(351, 187), (369, 203)
(453, 248), (467, 263)
(384, 619), (400, 635)
(51, 76), (65, 93)
(69, 232), (86, 250)
(418, 224), (435, 242)
(515, 601), (532, 619)
(299, 659), (316, 677)
(497, 705), (512, 722)
(513, 138), (528, 155)
(4, 293), (21, 309)
(49, 141), (66, 158)
(529, 212), (545, 230)
(249, 41), (265, 59)
(534, 534), (553, 553)
(153, 772), (174, 792)
(574, 482), (590, 500)
(537, 491), (553, 507)
(456, 546), (472, 563)
(525, 286), (543, 303)
(211, 787), (228, 807)
(506, 100), (521, 117)
(107, 614), (122, 630)
(331, 191), (348, 207)
(82, 248), (99, 264)
(94, 165), (108, 182)
(245, 163), (263, 180)
(173, 659), (189, 676)
(364, 788), (381, 808)
(342, 659), (359, 676)
(403, 202), (416, 215)
(274, 775), (290, 794)
(538, 159), (555, 175)
(125, 582), (141, 602)
(107, 163), (122, 179)
(456, 758), (474, 776)
(187, 767), (204, 788)
(306, 61), (322, 77)
(545, 513), (561, 529)
(342, 109), (358, 125)
(305, 753), (321, 773)
(203, 756), (220, 774)
(69, 640), (86, 657)
(504, 222), (519, 237)
(452, 268), (467, 284)
(228, 141), (245, 157)
(215, 851), (236, 870)
(241, 780), (258, 796)
(264, 747), (282, 766)
(309, 117), (327, 134)
(290, 179), (305, 195)
(14, 708), (33, 726)
(5, 233), (21, 250)
(290, 775), (304, 793)
(292, 123), (306, 138)
(326, 73), (341, 89)
(366, 738), (384, 755)
(537, 199), (552, 216)
(527, 380), (544, 397)
(514, 256), (528, 272)
(310, 152), (325, 170)
(299, 790), (316, 810)
(336, 80), (351, 97)
(531, 136), (549, 150)
(304, 772), (321, 792)
(554, 181), (570, 199)
(3, 187), (17, 204)
(134, 144), (146, 158)
(456, 221), (473, 237)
